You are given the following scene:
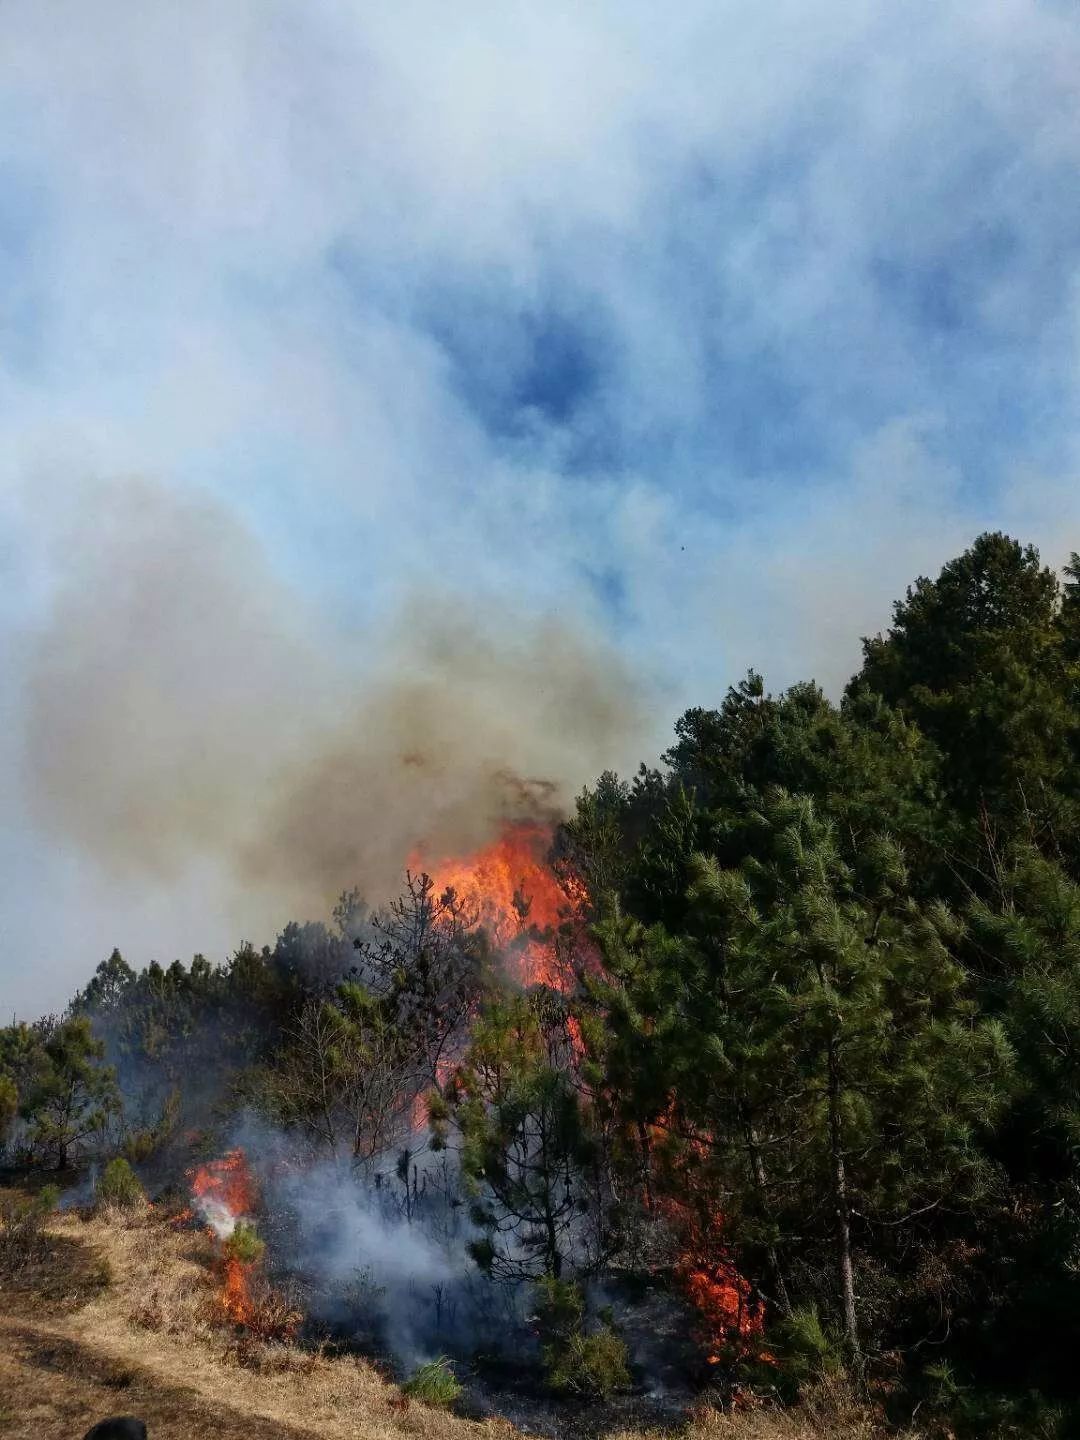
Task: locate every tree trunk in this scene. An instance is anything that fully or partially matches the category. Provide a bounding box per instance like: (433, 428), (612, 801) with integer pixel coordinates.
(740, 1106), (793, 1317)
(826, 1027), (863, 1381)
(636, 1118), (654, 1209)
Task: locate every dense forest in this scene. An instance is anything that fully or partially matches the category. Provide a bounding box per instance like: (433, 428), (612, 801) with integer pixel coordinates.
(5, 531), (1080, 1436)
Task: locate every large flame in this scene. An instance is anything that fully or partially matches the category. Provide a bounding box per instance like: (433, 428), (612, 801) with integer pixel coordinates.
(189, 1147), (255, 1237)
(409, 820), (575, 991)
(188, 1149), (260, 1326)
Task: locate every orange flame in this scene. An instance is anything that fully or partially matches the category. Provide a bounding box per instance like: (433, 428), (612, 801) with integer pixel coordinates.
(680, 1258), (762, 1361)
(648, 1103), (767, 1363)
(222, 1255), (257, 1326)
(189, 1147), (255, 1222)
(186, 1150), (265, 1328)
(409, 821), (577, 991)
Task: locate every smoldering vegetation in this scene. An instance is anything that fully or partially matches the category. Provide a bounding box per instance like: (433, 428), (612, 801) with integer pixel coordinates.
(257, 1139), (523, 1371)
(19, 476), (650, 930)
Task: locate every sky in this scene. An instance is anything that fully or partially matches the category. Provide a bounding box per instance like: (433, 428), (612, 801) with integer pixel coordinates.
(3, 0), (1080, 1017)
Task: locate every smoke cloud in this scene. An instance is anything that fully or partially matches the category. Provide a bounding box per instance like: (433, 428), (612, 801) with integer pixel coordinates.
(21, 478), (649, 936)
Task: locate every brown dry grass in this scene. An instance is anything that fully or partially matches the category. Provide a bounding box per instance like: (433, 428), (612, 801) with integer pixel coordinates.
(0, 1195), (917, 1440)
(652, 1384), (917, 1440)
(0, 1202), (508, 1440)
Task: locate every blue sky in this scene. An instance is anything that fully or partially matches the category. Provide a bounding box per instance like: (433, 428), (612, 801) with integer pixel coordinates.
(2, 0), (1080, 1016)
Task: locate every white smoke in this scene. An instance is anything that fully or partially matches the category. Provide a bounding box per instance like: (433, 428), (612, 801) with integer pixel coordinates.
(194, 1193), (241, 1240)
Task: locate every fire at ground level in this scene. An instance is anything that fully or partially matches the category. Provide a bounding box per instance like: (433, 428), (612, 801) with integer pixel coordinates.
(177, 1141), (767, 1432)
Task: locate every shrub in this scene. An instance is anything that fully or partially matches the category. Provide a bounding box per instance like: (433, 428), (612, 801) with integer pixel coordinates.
(87, 1257), (114, 1289)
(769, 1305), (843, 1391)
(0, 1073), (17, 1150)
(533, 1274), (630, 1398)
(0, 1184), (58, 1269)
(96, 1157), (146, 1210)
(122, 1128), (159, 1164)
(545, 1326), (631, 1397)
(224, 1219), (265, 1264)
(917, 1365), (1072, 1440)
(122, 1089), (180, 1164)
(401, 1356), (463, 1408)
(533, 1273), (585, 1341)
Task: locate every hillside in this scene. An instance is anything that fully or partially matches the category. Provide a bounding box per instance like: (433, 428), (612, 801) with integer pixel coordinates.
(0, 1189), (896, 1440)
(0, 1191), (500, 1440)
(6, 535), (1080, 1437)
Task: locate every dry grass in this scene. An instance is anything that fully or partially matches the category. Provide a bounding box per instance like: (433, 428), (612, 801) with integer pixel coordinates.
(0, 1203), (505, 1440)
(616, 1381), (918, 1440)
(0, 1196), (918, 1440)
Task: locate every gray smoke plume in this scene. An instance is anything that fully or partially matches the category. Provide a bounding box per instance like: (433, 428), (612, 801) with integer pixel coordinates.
(21, 477), (649, 934)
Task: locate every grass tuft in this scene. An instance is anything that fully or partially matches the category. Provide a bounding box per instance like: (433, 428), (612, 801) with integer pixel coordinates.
(401, 1355), (463, 1408)
(96, 1157), (146, 1211)
(223, 1219), (265, 1264)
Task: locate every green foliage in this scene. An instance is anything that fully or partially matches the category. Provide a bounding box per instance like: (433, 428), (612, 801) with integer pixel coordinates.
(920, 1364), (1072, 1440)
(533, 1275), (629, 1396)
(590, 787), (1009, 1369)
(533, 1273), (586, 1339)
(544, 1327), (630, 1397)
(0, 1016), (121, 1168)
(72, 947), (137, 1014)
(556, 532), (1080, 1416)
(401, 1356), (463, 1407)
(0, 1184), (58, 1269)
(448, 994), (594, 1281)
(96, 1156), (146, 1210)
(223, 1219), (265, 1264)
(0, 1071), (17, 1149)
(770, 1307), (843, 1388)
(853, 532), (1079, 842)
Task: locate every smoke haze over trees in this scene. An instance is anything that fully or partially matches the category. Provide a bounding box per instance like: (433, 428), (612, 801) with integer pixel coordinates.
(6, 532), (1080, 1435)
(8, 478), (649, 1017)
(5, 0), (1080, 1024)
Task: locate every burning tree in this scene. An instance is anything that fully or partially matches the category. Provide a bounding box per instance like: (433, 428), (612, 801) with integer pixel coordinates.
(411, 821), (580, 993)
(263, 870), (494, 1167)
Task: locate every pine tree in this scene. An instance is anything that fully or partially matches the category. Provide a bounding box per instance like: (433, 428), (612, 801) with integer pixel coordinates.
(22, 1016), (121, 1168)
(591, 789), (1009, 1371)
(852, 532), (1075, 837)
(446, 992), (595, 1282)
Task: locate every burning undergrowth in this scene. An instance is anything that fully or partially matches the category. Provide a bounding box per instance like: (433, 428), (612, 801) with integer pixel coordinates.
(87, 819), (764, 1420)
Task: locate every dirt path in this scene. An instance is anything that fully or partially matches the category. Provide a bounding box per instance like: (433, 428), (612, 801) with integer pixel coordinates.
(0, 1313), (322, 1440)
